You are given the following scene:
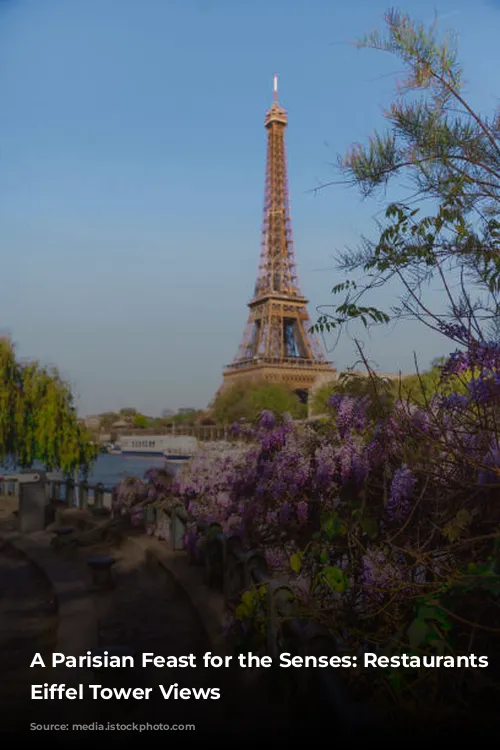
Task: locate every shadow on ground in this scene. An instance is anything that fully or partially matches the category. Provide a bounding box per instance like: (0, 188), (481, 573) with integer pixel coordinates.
(0, 502), (299, 738)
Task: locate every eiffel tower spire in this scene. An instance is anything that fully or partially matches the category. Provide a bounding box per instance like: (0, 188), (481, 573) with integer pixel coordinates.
(222, 76), (334, 400)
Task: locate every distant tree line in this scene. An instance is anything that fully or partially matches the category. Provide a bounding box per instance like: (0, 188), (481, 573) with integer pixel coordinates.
(90, 358), (463, 435)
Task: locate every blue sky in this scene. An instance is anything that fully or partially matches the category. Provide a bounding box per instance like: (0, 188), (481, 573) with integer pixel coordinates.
(1, 0), (499, 416)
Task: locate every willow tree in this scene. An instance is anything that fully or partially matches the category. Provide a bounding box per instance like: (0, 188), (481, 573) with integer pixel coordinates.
(0, 338), (98, 474)
(314, 9), (500, 349)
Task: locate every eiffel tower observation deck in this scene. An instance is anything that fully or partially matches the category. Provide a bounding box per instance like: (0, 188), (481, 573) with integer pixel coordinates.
(222, 75), (335, 401)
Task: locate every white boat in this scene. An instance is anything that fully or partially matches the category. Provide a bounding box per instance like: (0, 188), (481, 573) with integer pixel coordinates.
(118, 434), (198, 462)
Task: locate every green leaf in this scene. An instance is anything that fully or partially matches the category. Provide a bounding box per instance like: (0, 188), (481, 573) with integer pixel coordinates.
(241, 590), (256, 608)
(407, 619), (430, 648)
(290, 553), (302, 574)
(321, 515), (345, 539)
(322, 566), (347, 592)
(235, 604), (248, 620)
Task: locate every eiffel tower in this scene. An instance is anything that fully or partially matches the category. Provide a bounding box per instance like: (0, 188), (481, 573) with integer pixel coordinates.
(222, 76), (335, 402)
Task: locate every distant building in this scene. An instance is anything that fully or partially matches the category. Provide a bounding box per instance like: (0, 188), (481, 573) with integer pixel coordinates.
(83, 415), (102, 430)
(177, 408), (197, 415)
(111, 419), (129, 429)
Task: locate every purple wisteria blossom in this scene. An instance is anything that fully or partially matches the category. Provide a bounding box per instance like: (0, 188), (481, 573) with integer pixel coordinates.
(329, 395), (369, 438)
(437, 321), (471, 343)
(441, 341), (500, 381)
(388, 465), (416, 520)
(315, 444), (337, 489)
(365, 436), (387, 468)
(260, 426), (289, 453)
(259, 409), (276, 429)
(467, 372), (500, 405)
(337, 438), (369, 486)
(439, 393), (470, 410)
(279, 501), (292, 522)
(114, 476), (147, 511)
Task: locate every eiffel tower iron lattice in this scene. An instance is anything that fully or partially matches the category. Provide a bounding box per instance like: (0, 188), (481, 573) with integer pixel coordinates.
(222, 76), (335, 400)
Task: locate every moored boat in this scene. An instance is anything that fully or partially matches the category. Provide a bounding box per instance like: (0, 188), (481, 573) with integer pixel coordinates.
(118, 434), (198, 461)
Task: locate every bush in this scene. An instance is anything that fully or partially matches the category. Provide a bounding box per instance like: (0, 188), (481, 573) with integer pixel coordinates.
(211, 378), (307, 423)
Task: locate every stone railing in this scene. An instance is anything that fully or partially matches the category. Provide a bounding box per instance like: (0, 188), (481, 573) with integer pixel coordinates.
(143, 503), (188, 551)
(0, 471), (115, 532)
(0, 474), (113, 509)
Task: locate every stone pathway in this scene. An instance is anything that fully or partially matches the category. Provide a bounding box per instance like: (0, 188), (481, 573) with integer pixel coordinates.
(65, 531), (298, 735)
(0, 500), (287, 736)
(64, 532), (221, 729)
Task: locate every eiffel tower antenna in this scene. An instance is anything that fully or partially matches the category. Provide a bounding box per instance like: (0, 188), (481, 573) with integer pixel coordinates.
(221, 77), (335, 402)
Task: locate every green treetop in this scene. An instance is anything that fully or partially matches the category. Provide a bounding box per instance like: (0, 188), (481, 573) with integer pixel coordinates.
(211, 379), (307, 423)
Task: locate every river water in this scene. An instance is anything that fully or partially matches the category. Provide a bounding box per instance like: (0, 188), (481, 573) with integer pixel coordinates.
(87, 453), (180, 487)
(1, 453), (181, 490)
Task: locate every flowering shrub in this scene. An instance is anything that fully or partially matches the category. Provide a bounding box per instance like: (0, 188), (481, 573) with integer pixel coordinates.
(113, 476), (147, 514)
(113, 467), (178, 540)
(113, 344), (500, 719)
(162, 344), (499, 720)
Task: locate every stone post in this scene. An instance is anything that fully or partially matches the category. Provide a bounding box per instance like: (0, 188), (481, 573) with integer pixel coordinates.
(65, 478), (75, 507)
(94, 483), (104, 510)
(80, 481), (89, 510)
(19, 471), (49, 533)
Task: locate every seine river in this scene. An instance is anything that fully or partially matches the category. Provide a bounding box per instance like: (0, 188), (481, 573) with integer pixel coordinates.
(1, 453), (181, 489)
(86, 453), (181, 487)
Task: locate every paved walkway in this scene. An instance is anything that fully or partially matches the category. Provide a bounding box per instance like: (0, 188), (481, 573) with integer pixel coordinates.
(0, 500), (286, 736)
(66, 529), (289, 735)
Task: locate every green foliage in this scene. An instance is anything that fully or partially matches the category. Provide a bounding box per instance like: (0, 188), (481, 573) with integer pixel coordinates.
(132, 413), (149, 429)
(321, 565), (349, 594)
(408, 599), (452, 650)
(211, 379), (307, 423)
(399, 361), (472, 405)
(311, 360), (473, 413)
(312, 8), (500, 345)
(231, 586), (269, 653)
(289, 552), (302, 573)
(311, 370), (397, 419)
(0, 338), (98, 474)
(310, 381), (337, 416)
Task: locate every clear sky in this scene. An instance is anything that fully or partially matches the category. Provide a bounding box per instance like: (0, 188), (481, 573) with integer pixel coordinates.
(1, 0), (499, 416)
